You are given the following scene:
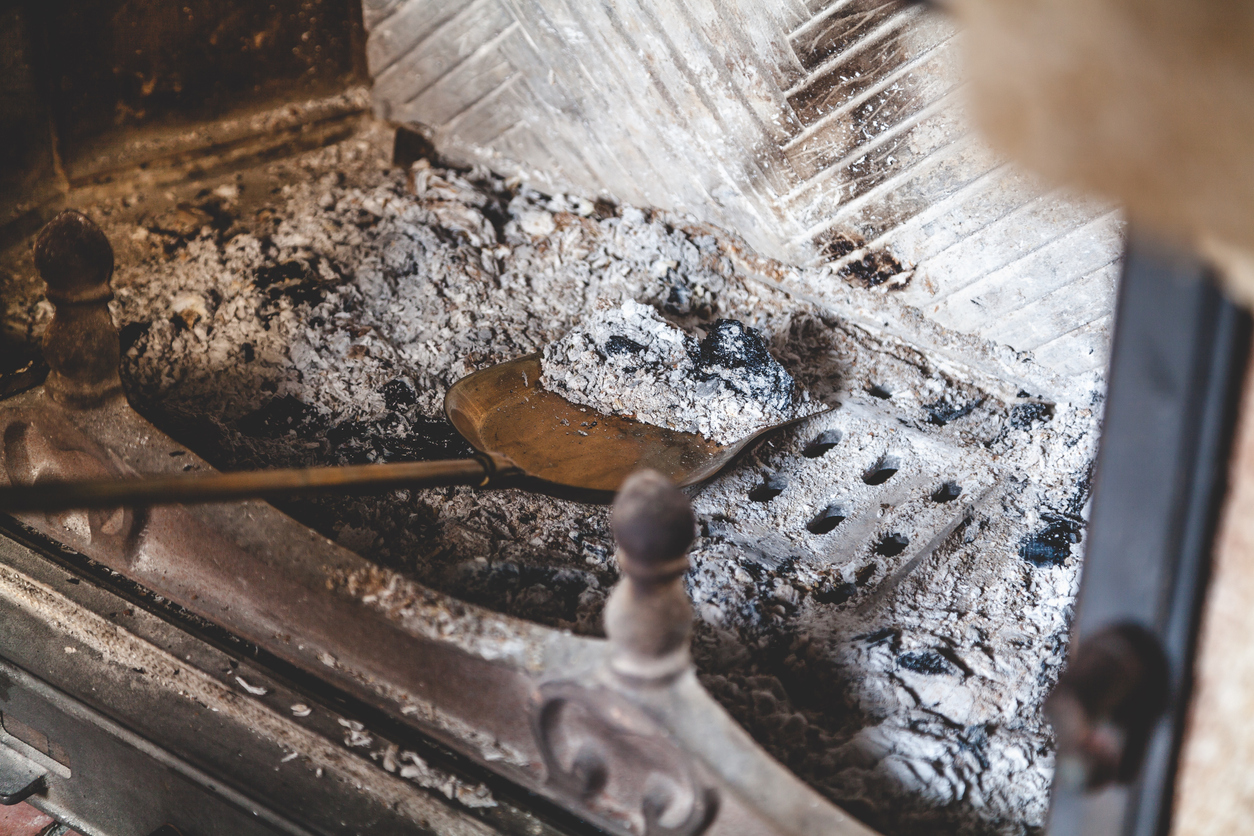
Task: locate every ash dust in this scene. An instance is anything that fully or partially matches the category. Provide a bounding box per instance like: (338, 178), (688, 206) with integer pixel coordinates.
(2, 123), (1101, 836)
(541, 299), (823, 445)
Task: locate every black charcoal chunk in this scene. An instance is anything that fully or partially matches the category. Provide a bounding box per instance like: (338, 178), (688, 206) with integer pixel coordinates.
(898, 650), (954, 676)
(1010, 402), (1055, 429)
(604, 335), (646, 355)
(693, 320), (793, 411)
(663, 278), (693, 315)
(381, 378), (418, 410)
(924, 396), (982, 426)
(1019, 518), (1082, 567)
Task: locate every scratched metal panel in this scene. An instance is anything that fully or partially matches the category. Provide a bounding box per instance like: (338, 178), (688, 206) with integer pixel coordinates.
(361, 0), (1123, 381)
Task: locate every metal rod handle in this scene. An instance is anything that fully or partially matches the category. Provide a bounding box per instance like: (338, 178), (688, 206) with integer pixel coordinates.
(0, 457), (502, 511)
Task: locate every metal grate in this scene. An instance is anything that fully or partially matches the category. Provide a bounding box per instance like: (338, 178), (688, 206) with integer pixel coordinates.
(45, 126), (1103, 835)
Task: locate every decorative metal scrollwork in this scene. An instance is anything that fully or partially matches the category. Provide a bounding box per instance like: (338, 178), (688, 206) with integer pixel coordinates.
(1, 411), (139, 551)
(534, 680), (718, 836)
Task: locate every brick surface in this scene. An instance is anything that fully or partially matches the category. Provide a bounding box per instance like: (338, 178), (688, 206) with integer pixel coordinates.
(0, 803), (53, 836)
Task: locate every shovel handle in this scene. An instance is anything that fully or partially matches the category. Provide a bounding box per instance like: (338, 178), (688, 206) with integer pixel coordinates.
(0, 455), (517, 511)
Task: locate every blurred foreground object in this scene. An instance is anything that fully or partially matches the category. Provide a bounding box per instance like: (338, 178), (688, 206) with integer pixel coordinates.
(950, 0), (1254, 302)
(1039, 236), (1250, 835)
(1045, 624), (1169, 792)
(947, 5), (1254, 830)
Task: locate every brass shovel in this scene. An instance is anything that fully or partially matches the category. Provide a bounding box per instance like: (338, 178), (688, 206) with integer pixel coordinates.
(0, 354), (820, 509)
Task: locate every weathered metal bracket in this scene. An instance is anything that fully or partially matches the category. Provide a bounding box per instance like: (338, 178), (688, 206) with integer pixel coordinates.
(0, 211), (879, 836)
(534, 681), (718, 836)
(0, 744), (46, 806)
(532, 473), (719, 836)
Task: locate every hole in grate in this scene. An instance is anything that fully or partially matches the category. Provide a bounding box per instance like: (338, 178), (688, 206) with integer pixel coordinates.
(856, 562), (878, 584)
(802, 429), (843, 458)
(748, 474), (788, 503)
(868, 383), (893, 399)
(862, 454), (900, 485)
(875, 533), (909, 556)
(814, 584), (855, 604)
(932, 481), (962, 503)
(807, 503), (848, 534)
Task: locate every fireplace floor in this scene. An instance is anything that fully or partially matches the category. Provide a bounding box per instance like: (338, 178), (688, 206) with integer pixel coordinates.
(0, 120), (1100, 836)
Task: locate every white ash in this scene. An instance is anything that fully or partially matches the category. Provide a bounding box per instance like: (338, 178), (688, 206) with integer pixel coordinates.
(3, 122), (1108, 836)
(541, 300), (821, 444)
(372, 739), (497, 809)
(395, 749), (497, 809)
(234, 676), (269, 696)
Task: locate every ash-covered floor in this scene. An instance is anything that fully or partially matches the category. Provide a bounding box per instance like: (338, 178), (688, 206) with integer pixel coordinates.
(1, 123), (1101, 836)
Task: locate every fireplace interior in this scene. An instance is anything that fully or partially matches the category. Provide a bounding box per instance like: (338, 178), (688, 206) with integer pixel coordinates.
(0, 3), (1124, 835)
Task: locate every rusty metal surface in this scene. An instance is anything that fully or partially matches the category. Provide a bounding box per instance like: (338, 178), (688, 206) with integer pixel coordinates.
(446, 354), (788, 497)
(0, 210), (882, 836)
(0, 522), (532, 836)
(0, 385), (875, 836)
(0, 453), (506, 512)
(1, 390), (553, 766)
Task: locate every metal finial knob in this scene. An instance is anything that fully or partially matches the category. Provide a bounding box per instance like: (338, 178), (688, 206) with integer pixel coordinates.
(605, 470), (696, 683)
(34, 211), (123, 407)
(612, 470), (696, 582)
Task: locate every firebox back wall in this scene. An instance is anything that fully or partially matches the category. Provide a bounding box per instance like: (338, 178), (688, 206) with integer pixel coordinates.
(363, 0), (1123, 382)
